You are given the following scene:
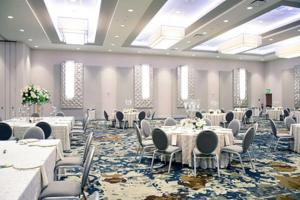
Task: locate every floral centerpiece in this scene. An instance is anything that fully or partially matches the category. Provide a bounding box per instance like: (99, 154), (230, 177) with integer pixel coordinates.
(180, 118), (206, 129)
(21, 84), (50, 105)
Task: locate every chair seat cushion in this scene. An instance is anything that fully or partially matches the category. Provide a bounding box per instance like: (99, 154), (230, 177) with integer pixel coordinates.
(193, 147), (216, 156)
(221, 145), (243, 153)
(159, 145), (181, 154)
(70, 130), (84, 134)
(233, 139), (242, 144)
(40, 181), (81, 199)
(142, 139), (153, 146)
(56, 157), (82, 167)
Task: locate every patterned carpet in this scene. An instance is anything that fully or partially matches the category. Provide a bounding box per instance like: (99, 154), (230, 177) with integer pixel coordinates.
(63, 118), (300, 200)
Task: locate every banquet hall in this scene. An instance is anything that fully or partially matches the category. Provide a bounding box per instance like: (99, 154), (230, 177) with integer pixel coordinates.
(1, 0), (300, 199)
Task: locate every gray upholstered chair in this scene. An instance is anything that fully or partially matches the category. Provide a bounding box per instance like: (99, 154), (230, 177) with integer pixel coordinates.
(55, 111), (65, 117)
(203, 118), (212, 126)
(150, 128), (181, 173)
(164, 117), (177, 126)
(221, 127), (255, 173)
(269, 119), (293, 151)
(284, 116), (296, 131)
(36, 121), (52, 139)
(116, 111), (129, 129)
(135, 123), (154, 163)
(39, 146), (95, 200)
(195, 111), (203, 119)
(23, 127), (45, 140)
(242, 109), (253, 124)
(220, 111), (234, 128)
(54, 132), (94, 180)
(141, 119), (152, 139)
(70, 115), (91, 140)
(193, 130), (220, 177)
(228, 119), (241, 138)
(0, 122), (13, 140)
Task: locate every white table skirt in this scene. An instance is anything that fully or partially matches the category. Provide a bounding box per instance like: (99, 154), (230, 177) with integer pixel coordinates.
(202, 113), (225, 126)
(162, 127), (234, 168)
(5, 117), (74, 151)
(0, 140), (62, 200)
(113, 112), (138, 127)
(266, 110), (282, 120)
(233, 111), (244, 120)
(290, 124), (300, 153)
(291, 111), (300, 123)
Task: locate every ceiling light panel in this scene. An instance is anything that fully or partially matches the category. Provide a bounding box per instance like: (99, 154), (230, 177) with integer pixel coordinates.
(193, 6), (300, 52)
(245, 35), (300, 55)
(131, 0), (225, 48)
(44, 0), (101, 45)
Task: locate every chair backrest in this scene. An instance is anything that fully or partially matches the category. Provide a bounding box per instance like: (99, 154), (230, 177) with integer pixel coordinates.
(151, 111), (156, 120)
(141, 119), (151, 137)
(36, 121), (52, 139)
(146, 110), (151, 118)
(0, 122), (12, 140)
(287, 108), (291, 113)
(81, 146), (95, 190)
(242, 127), (255, 153)
(31, 113), (40, 117)
(152, 128), (169, 151)
(245, 109), (252, 118)
(83, 115), (90, 131)
(228, 119), (240, 137)
(253, 122), (259, 133)
(283, 109), (290, 117)
(55, 111), (65, 117)
(196, 130), (218, 154)
(284, 116), (296, 131)
(269, 119), (277, 137)
(221, 109), (226, 113)
(23, 126), (45, 139)
(203, 118), (212, 126)
(116, 111), (124, 122)
(83, 132), (94, 163)
(138, 111), (146, 121)
(135, 123), (143, 146)
(195, 111), (203, 119)
(164, 117), (177, 126)
(104, 110), (109, 121)
(225, 111), (234, 123)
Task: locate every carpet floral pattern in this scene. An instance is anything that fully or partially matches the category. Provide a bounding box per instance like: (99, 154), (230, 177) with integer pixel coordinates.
(63, 118), (300, 200)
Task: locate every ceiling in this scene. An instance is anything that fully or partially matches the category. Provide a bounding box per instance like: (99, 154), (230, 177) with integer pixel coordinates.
(0, 0), (299, 61)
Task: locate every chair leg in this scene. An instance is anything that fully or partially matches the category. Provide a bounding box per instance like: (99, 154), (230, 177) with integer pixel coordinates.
(247, 151), (255, 170)
(168, 152), (175, 173)
(193, 153), (197, 176)
(150, 151), (156, 171)
(215, 156), (220, 177)
(135, 146), (140, 160)
(139, 148), (145, 163)
(237, 153), (245, 173)
(250, 145), (256, 162)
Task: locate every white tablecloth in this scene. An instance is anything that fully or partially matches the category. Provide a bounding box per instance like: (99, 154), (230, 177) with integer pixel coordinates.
(5, 117), (74, 151)
(202, 113), (225, 126)
(113, 112), (138, 127)
(291, 111), (300, 123)
(290, 124), (300, 153)
(0, 139), (62, 200)
(161, 126), (234, 168)
(233, 111), (244, 120)
(266, 110), (282, 120)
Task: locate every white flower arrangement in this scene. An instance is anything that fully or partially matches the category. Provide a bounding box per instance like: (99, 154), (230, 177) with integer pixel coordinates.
(180, 118), (206, 129)
(21, 84), (50, 105)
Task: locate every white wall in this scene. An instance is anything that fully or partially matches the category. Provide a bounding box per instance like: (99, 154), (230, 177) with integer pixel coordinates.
(265, 57), (300, 107)
(30, 49), (266, 119)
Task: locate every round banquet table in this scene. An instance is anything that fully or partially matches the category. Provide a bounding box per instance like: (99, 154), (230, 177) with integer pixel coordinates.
(233, 111), (244, 120)
(161, 126), (234, 169)
(266, 110), (282, 120)
(112, 111), (138, 127)
(202, 113), (225, 126)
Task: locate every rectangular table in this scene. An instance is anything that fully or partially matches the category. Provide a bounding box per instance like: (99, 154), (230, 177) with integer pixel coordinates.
(0, 139), (62, 200)
(5, 117), (74, 151)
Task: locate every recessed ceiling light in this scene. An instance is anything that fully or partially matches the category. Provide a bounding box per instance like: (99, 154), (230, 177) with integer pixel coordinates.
(269, 38), (273, 41)
(120, 24), (125, 28)
(258, 20), (263, 23)
(34, 45), (38, 48)
(298, 29), (300, 32)
(192, 54), (196, 56)
(108, 49), (112, 52)
(128, 9), (134, 12)
(137, 51), (141, 54)
(111, 43), (115, 46)
(247, 6), (253, 10)
(7, 16), (14, 19)
(19, 29), (24, 32)
(223, 20), (229, 23)
(202, 32), (207, 35)
(28, 39), (32, 42)
(166, 52), (170, 55)
(174, 47), (179, 50)
(76, 47), (80, 50)
(187, 41), (191, 44)
(175, 10), (182, 14)
(114, 35), (120, 38)
(216, 55), (220, 58)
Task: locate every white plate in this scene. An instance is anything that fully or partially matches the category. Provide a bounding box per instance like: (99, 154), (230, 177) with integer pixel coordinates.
(29, 140), (58, 147)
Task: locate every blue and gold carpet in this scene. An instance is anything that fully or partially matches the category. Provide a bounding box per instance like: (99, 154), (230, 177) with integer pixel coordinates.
(64, 118), (300, 200)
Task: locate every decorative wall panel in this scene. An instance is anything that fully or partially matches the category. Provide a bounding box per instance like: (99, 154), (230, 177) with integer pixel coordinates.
(233, 68), (248, 107)
(177, 66), (196, 107)
(134, 65), (153, 108)
(294, 65), (300, 108)
(61, 62), (84, 109)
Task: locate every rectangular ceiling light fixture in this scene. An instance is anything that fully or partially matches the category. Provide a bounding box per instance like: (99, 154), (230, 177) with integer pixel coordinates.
(44, 0), (101, 45)
(132, 0), (225, 49)
(276, 44), (300, 58)
(218, 34), (262, 54)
